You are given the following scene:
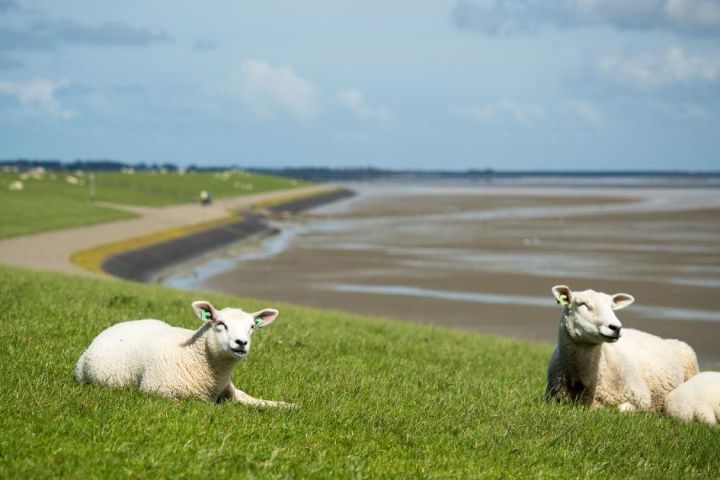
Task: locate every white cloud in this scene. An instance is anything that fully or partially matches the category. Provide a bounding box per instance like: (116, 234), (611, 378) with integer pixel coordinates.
(665, 0), (720, 30)
(451, 101), (546, 126)
(228, 59), (319, 119)
(559, 101), (604, 127)
(453, 0), (720, 35)
(336, 89), (392, 121)
(599, 47), (720, 88)
(0, 79), (74, 118)
(656, 101), (715, 119)
(0, 20), (170, 51)
(452, 100), (604, 127)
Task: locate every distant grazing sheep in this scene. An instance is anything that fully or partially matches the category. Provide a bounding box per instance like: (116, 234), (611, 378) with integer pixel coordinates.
(75, 301), (295, 408)
(8, 180), (23, 191)
(546, 285), (698, 412)
(664, 372), (720, 426)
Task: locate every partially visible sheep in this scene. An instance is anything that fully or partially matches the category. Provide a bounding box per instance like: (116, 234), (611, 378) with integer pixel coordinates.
(664, 372), (720, 426)
(75, 300), (295, 408)
(546, 285), (698, 412)
(8, 180), (23, 191)
(28, 167), (46, 180)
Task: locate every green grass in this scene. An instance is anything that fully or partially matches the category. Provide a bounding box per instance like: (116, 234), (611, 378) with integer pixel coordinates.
(0, 171), (307, 239)
(0, 188), (134, 239)
(88, 171), (306, 207)
(1, 265), (717, 478)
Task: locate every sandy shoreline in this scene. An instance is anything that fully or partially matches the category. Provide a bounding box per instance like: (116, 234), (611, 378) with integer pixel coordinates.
(161, 183), (720, 369)
(102, 188), (354, 281)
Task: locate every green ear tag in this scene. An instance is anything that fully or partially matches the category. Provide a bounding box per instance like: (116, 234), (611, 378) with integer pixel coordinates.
(254, 316), (263, 327)
(201, 309), (211, 320)
(558, 294), (568, 305)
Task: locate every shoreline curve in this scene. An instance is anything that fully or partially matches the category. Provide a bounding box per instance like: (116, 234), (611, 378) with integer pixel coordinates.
(100, 187), (355, 282)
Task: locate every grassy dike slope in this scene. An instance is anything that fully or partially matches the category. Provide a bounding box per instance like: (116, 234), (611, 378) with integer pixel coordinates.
(1, 265), (717, 478)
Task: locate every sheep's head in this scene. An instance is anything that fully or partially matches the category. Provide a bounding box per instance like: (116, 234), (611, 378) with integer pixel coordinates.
(191, 300), (279, 359)
(552, 285), (634, 345)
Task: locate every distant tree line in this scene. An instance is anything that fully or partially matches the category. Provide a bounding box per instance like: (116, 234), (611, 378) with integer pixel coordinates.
(1, 159), (716, 181)
(0, 159), (228, 173)
(0, 159), (179, 172)
(245, 167), (719, 182)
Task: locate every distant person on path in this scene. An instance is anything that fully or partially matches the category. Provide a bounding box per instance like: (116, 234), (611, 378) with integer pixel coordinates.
(200, 190), (212, 206)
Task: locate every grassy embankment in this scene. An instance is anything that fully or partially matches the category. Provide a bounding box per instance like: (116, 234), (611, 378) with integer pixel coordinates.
(1, 265), (717, 478)
(0, 171), (306, 239)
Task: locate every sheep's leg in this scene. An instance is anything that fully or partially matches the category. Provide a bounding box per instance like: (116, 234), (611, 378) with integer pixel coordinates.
(225, 384), (297, 409)
(618, 391), (652, 412)
(616, 373), (652, 412)
(545, 351), (565, 401)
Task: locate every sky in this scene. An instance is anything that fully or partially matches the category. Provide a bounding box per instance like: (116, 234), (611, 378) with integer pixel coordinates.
(0, 0), (718, 170)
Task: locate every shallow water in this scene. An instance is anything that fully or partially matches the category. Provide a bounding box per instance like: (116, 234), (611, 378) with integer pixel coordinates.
(161, 182), (720, 367)
(329, 283), (720, 323)
(161, 223), (306, 290)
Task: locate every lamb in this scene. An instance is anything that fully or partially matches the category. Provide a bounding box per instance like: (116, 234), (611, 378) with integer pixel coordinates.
(75, 300), (295, 408)
(663, 372), (720, 426)
(546, 285), (698, 412)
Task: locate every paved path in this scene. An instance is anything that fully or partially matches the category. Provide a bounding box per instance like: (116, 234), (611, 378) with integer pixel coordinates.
(0, 185), (335, 278)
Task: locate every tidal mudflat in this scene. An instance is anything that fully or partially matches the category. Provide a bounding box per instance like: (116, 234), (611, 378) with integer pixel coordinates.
(162, 183), (720, 368)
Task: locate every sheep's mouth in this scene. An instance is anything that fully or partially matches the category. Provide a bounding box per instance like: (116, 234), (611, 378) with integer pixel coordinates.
(230, 347), (247, 356)
(599, 333), (620, 342)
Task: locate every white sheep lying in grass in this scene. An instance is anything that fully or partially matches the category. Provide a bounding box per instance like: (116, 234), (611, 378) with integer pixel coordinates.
(546, 285), (698, 412)
(75, 300), (295, 408)
(663, 372), (720, 426)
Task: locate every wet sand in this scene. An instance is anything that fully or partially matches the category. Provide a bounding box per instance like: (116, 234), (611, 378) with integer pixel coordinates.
(167, 184), (720, 368)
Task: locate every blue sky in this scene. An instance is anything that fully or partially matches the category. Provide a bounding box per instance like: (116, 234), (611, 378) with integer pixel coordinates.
(0, 0), (718, 170)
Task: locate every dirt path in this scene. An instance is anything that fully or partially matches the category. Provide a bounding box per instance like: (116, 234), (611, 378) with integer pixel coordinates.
(0, 185), (335, 278)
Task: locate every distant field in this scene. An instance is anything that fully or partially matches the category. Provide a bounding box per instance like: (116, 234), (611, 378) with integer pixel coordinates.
(91, 171), (306, 206)
(0, 171), (307, 239)
(0, 265), (717, 478)
(0, 185), (134, 239)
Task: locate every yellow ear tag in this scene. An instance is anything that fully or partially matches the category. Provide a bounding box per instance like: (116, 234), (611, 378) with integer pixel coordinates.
(557, 294), (568, 305)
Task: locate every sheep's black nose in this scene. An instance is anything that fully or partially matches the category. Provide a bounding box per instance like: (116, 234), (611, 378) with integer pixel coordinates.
(608, 324), (621, 333)
(235, 339), (248, 347)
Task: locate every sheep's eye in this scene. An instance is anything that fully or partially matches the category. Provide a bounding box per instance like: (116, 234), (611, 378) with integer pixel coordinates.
(577, 303), (592, 311)
(216, 321), (228, 330)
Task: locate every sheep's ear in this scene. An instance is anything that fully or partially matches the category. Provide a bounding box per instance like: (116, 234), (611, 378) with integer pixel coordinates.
(251, 308), (279, 328)
(552, 285), (572, 306)
(192, 301), (219, 323)
(611, 293), (634, 311)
